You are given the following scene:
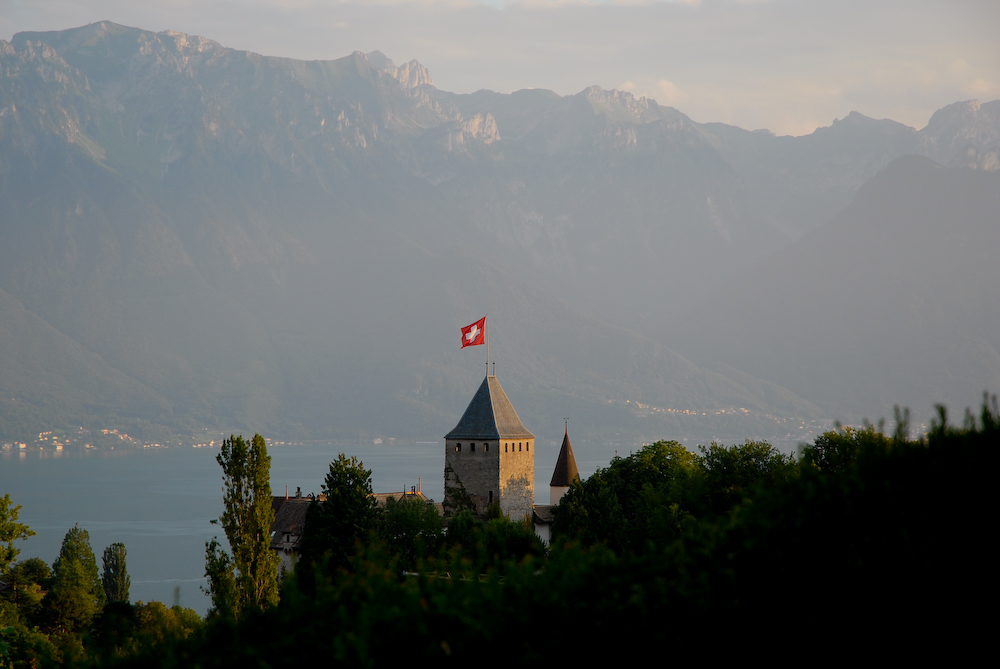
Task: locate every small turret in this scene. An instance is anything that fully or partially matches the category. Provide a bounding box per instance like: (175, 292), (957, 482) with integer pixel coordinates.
(549, 422), (580, 505)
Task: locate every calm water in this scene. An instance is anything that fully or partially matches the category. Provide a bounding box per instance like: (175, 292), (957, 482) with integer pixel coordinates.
(0, 436), (608, 614)
(0, 442), (446, 614)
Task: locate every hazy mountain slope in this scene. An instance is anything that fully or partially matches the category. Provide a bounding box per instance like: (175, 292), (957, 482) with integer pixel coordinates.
(0, 286), (170, 439)
(672, 156), (1000, 424)
(9, 24), (999, 336)
(2, 21), (997, 446)
(0, 23), (823, 447)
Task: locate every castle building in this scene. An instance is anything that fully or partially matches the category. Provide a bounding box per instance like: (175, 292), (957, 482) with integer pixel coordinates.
(444, 375), (535, 520)
(272, 373), (576, 565)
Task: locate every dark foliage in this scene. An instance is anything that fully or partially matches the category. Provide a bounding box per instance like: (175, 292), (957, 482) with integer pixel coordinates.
(443, 510), (544, 573)
(101, 396), (997, 665)
(378, 495), (442, 572)
(297, 454), (379, 574)
(697, 439), (795, 515)
(5, 398), (997, 665)
(552, 440), (701, 552)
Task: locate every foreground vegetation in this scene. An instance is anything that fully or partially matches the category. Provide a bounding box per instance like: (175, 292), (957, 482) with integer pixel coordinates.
(2, 399), (995, 665)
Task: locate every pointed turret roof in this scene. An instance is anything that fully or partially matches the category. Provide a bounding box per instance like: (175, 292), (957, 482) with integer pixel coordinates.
(445, 376), (535, 440)
(550, 427), (580, 487)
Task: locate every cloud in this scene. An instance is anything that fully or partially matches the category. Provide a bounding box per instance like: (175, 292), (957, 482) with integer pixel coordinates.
(652, 79), (685, 107)
(965, 78), (996, 97)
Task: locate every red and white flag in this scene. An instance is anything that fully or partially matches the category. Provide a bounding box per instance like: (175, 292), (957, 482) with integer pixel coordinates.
(460, 317), (486, 348)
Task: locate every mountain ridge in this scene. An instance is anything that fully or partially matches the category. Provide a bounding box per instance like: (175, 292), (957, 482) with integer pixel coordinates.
(1, 21), (996, 448)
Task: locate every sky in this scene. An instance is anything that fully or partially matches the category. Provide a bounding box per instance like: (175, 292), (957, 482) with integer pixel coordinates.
(2, 0), (997, 136)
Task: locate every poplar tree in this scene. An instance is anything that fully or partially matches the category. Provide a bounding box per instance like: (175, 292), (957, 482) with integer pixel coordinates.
(101, 542), (130, 604)
(205, 434), (279, 618)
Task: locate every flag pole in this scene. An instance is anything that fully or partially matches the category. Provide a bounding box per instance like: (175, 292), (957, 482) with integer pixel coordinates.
(486, 315), (490, 377)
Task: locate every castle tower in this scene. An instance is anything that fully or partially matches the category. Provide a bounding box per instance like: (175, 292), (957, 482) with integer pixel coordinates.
(549, 424), (580, 505)
(444, 375), (535, 520)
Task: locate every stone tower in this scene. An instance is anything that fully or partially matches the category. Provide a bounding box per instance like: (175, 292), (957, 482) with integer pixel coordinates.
(444, 375), (535, 520)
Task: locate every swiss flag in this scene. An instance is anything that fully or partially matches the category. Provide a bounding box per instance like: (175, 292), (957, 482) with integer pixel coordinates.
(460, 317), (486, 348)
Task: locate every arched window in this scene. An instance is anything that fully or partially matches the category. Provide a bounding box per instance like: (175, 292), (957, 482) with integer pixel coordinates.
(456, 443), (462, 452)
(518, 442), (522, 452)
(471, 442), (476, 452)
(505, 443), (508, 452)
(526, 442), (530, 452)
(485, 443), (489, 452)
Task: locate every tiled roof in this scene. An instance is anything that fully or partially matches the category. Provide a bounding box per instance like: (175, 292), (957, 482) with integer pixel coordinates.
(444, 376), (535, 440)
(372, 491), (438, 511)
(549, 429), (580, 487)
(533, 504), (556, 524)
(269, 497), (312, 549)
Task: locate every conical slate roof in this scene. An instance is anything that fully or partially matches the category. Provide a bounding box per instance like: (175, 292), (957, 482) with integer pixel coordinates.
(550, 428), (580, 487)
(444, 376), (535, 440)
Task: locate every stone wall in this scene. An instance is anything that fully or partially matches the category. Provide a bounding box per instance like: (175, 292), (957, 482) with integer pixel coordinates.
(444, 437), (535, 519)
(445, 438), (499, 515)
(499, 438), (534, 521)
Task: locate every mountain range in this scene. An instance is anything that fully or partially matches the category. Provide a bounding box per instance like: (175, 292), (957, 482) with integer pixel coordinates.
(1, 21), (997, 451)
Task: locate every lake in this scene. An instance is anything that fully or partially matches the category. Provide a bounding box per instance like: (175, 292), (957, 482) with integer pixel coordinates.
(0, 441), (446, 614)
(0, 437), (599, 614)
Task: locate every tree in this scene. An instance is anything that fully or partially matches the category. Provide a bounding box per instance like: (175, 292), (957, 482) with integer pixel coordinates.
(553, 440), (700, 552)
(378, 495), (443, 571)
(205, 434), (279, 618)
(801, 422), (893, 473)
(298, 454), (379, 571)
(101, 543), (130, 604)
(444, 510), (544, 571)
(47, 524), (104, 633)
(203, 538), (238, 619)
(0, 494), (35, 576)
(3, 558), (50, 627)
(698, 440), (795, 515)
